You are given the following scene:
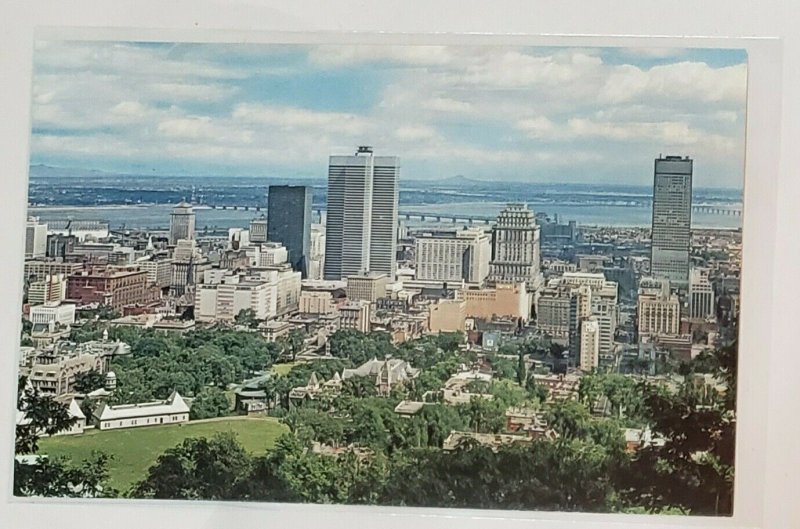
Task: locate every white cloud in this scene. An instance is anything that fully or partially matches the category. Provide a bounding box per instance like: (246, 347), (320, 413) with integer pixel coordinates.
(394, 125), (438, 141)
(28, 42), (747, 185)
(231, 103), (369, 136)
(308, 45), (453, 67)
(516, 116), (555, 138)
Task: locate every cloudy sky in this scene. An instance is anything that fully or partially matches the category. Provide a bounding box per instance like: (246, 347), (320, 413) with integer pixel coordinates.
(30, 41), (747, 188)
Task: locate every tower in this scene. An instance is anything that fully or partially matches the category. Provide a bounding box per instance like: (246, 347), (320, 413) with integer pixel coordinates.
(488, 204), (541, 291)
(323, 146), (399, 280)
(267, 186), (312, 277)
(651, 156), (693, 288)
(169, 202), (196, 245)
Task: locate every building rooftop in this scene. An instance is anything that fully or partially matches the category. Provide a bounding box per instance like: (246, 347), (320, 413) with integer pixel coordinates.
(94, 391), (189, 421)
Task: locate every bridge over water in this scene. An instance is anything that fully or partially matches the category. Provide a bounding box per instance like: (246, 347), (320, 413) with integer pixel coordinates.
(204, 203), (742, 221)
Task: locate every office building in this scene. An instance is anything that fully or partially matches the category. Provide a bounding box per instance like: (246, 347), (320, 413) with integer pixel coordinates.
(137, 258), (173, 288)
(67, 266), (159, 310)
(458, 282), (530, 322)
(24, 261), (82, 283)
(689, 268), (715, 320)
(299, 290), (338, 315)
(346, 272), (389, 303)
(637, 277), (681, 339)
(428, 299), (467, 334)
(339, 300), (372, 333)
(249, 214), (268, 244)
(415, 228), (491, 285)
(268, 185), (312, 277)
(579, 318), (600, 372)
(324, 146), (400, 280)
(568, 284), (594, 357)
(169, 202), (196, 245)
(308, 224), (326, 280)
(651, 156), (693, 287)
(46, 233), (78, 259)
(195, 273), (277, 323)
(259, 242), (288, 267)
(488, 204), (542, 291)
(29, 302), (76, 327)
(25, 217), (47, 259)
(28, 273), (67, 306)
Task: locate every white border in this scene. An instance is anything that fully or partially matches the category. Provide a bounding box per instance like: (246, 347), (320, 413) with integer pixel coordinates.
(0, 3), (791, 529)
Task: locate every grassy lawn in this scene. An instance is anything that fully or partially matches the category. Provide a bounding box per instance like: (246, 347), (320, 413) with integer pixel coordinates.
(38, 416), (287, 493)
(271, 361), (304, 376)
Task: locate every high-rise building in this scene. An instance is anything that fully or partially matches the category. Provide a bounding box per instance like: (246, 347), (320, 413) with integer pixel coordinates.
(308, 224), (326, 280)
(169, 202), (196, 245)
(579, 318), (600, 372)
(249, 214), (268, 244)
(414, 228), (491, 285)
(689, 268), (715, 320)
(28, 274), (67, 306)
(339, 300), (372, 333)
(488, 204), (541, 291)
(637, 277), (681, 339)
(651, 156), (693, 287)
(25, 217), (48, 259)
(568, 284), (593, 357)
(267, 185), (312, 277)
(324, 146), (399, 280)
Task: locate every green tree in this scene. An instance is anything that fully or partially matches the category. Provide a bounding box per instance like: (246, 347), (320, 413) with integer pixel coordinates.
(234, 308), (259, 329)
(189, 387), (231, 420)
(74, 370), (106, 394)
(134, 432), (252, 499)
(14, 377), (116, 498)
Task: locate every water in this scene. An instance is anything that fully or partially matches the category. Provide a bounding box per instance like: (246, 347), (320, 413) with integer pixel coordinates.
(28, 201), (742, 231)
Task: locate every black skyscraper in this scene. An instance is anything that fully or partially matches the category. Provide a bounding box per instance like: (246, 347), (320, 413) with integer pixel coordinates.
(267, 185), (312, 277)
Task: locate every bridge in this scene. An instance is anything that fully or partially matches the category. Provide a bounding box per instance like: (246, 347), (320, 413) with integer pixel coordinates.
(204, 203), (742, 220)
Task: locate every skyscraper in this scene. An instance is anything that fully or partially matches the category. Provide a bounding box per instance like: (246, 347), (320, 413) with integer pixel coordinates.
(651, 155), (693, 288)
(169, 202), (195, 245)
(267, 185), (312, 277)
(25, 217), (47, 259)
(323, 146), (399, 280)
(488, 203), (542, 291)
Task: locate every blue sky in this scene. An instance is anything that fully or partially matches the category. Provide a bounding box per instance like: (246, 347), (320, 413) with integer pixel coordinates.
(29, 41), (747, 188)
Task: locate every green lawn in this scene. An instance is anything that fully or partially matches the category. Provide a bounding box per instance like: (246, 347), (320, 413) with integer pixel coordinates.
(271, 361), (304, 376)
(38, 416), (288, 493)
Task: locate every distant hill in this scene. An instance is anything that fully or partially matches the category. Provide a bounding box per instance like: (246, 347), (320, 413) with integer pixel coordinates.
(407, 174), (487, 186)
(29, 164), (122, 178)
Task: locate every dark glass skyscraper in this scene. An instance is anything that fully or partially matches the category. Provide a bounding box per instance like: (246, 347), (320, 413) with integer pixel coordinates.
(267, 185), (312, 277)
(650, 155), (693, 288)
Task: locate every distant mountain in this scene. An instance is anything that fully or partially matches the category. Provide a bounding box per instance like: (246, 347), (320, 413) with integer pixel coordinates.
(29, 164), (122, 178)
(407, 174), (487, 186)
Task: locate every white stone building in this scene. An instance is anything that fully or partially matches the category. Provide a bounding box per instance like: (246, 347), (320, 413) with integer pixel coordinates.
(93, 391), (190, 430)
(29, 302), (76, 327)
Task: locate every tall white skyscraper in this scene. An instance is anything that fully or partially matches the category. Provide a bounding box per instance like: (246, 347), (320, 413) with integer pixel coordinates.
(169, 202), (196, 245)
(651, 156), (693, 288)
(25, 217), (47, 259)
(488, 203), (541, 291)
(324, 146), (399, 280)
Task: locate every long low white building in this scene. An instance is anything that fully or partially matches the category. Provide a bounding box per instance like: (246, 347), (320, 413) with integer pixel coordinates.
(93, 391), (190, 430)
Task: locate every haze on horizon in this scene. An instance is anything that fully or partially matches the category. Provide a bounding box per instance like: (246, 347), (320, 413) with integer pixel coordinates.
(29, 41), (748, 189)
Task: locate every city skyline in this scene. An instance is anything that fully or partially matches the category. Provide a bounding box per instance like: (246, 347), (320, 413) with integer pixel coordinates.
(30, 42), (747, 188)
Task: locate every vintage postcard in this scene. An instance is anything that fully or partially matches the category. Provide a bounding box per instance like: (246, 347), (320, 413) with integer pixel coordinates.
(15, 40), (745, 516)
